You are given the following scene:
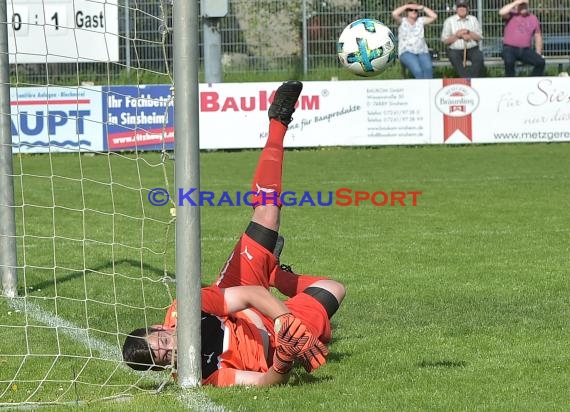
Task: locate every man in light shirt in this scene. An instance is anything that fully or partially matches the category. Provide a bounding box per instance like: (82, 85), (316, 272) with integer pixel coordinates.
(441, 0), (485, 78)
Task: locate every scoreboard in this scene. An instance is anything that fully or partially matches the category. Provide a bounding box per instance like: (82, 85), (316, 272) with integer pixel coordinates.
(7, 0), (119, 64)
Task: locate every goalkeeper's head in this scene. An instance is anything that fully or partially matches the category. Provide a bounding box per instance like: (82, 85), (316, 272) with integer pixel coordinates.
(122, 326), (177, 371)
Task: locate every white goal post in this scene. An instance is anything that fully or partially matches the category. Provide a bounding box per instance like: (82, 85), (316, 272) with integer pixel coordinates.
(0, 0), (202, 406)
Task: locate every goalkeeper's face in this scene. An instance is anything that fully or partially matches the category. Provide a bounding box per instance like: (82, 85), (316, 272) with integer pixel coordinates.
(147, 328), (177, 366)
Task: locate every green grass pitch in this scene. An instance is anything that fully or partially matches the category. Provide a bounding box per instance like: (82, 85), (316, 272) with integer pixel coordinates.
(1, 142), (569, 411)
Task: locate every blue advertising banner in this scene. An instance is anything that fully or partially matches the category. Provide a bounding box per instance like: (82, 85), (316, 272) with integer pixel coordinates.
(103, 85), (174, 151)
(10, 86), (104, 153)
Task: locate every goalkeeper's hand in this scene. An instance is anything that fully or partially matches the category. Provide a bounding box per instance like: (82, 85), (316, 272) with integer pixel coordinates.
(273, 313), (330, 373)
(299, 339), (329, 372)
(273, 313), (314, 357)
(272, 347), (294, 374)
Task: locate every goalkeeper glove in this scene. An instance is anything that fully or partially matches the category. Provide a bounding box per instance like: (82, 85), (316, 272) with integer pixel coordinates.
(272, 347), (294, 374)
(299, 339), (329, 373)
(273, 313), (330, 373)
(273, 313), (313, 356)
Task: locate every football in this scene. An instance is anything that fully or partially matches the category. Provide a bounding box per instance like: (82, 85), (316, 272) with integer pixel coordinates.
(337, 18), (397, 77)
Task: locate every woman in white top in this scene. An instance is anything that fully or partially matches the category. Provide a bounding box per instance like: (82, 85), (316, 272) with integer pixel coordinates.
(392, 3), (438, 78)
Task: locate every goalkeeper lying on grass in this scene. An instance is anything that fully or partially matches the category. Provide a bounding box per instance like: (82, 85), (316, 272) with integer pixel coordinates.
(122, 81), (346, 387)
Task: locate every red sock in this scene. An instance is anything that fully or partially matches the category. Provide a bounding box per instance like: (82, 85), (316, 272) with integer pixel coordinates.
(269, 266), (329, 298)
(251, 119), (287, 207)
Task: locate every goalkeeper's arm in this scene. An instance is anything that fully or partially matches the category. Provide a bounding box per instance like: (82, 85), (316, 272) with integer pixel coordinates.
(202, 285), (291, 319)
(233, 366), (292, 386)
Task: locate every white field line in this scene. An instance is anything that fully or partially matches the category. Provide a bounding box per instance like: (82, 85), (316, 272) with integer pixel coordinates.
(7, 298), (225, 412)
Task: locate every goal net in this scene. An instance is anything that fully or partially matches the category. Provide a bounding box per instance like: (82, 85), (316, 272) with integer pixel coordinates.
(1, 0), (180, 405)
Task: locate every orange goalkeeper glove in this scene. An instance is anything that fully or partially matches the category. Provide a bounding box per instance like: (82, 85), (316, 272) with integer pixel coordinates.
(299, 339), (329, 372)
(273, 313), (314, 356)
(273, 313), (330, 373)
(272, 347), (294, 374)
(272, 313), (307, 374)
